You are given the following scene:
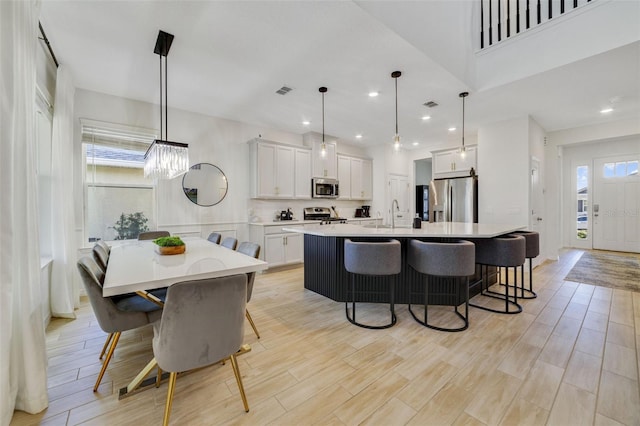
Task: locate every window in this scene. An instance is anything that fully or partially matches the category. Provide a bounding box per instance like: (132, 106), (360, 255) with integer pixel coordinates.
(82, 120), (157, 243)
(603, 160), (638, 178)
(576, 165), (588, 239)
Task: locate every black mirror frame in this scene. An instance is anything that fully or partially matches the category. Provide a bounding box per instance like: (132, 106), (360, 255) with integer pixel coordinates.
(181, 163), (228, 207)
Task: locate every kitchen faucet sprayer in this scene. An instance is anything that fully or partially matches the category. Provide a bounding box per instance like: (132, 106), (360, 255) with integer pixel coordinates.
(391, 199), (399, 229)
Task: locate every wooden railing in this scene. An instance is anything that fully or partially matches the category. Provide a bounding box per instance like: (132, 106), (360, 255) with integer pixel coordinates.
(480, 0), (596, 49)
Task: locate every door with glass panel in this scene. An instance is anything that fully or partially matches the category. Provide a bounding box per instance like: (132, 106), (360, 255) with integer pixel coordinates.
(593, 155), (640, 253)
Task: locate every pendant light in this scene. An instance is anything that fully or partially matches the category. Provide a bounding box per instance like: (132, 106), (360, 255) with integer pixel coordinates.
(144, 30), (189, 179)
(458, 91), (469, 159)
(391, 71), (401, 151)
(319, 87), (328, 157)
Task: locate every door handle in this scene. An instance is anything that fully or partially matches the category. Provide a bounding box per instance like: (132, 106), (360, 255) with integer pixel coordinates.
(536, 217), (543, 221)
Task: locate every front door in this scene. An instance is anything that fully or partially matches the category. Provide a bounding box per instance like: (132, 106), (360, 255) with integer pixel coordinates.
(593, 155), (640, 253)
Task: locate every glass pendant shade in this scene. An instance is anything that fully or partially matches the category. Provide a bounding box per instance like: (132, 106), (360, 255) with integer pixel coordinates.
(319, 86), (328, 158)
(320, 142), (327, 157)
(144, 139), (189, 179)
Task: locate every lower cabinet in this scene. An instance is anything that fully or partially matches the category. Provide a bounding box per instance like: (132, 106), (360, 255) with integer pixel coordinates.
(249, 223), (304, 268)
(264, 233), (303, 267)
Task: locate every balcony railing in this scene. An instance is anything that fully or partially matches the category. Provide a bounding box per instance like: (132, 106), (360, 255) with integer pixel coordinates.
(480, 0), (596, 49)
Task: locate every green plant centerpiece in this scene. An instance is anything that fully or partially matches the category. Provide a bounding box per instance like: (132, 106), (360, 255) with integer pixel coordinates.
(153, 236), (186, 255)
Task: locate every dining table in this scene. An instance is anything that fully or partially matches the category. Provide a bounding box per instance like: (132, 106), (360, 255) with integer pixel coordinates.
(103, 236), (268, 297)
(103, 236), (268, 399)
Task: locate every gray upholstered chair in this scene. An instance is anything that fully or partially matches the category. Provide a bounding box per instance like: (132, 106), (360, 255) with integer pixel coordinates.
(96, 240), (111, 255)
(237, 241), (261, 338)
(92, 243), (109, 273)
(207, 232), (222, 244)
(509, 230), (539, 299)
(77, 257), (163, 392)
(343, 239), (401, 329)
(138, 230), (170, 240)
(469, 234), (525, 314)
(221, 236), (238, 250)
(407, 239), (475, 332)
(152, 274), (250, 425)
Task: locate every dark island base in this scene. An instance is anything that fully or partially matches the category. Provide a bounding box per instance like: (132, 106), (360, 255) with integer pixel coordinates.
(303, 234), (495, 305)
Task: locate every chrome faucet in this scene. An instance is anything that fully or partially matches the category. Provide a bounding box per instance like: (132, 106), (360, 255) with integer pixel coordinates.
(376, 211), (382, 229)
(391, 199), (399, 229)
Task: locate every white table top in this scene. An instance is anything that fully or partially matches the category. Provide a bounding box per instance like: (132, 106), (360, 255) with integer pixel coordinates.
(282, 222), (526, 238)
(103, 237), (268, 297)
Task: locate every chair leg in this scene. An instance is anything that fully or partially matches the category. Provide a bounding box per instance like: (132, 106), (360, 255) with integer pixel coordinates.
(162, 371), (178, 426)
(245, 309), (260, 339)
(94, 331), (120, 392)
(99, 333), (113, 360)
(229, 354), (250, 412)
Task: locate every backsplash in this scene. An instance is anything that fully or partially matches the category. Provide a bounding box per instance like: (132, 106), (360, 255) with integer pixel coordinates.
(248, 199), (367, 223)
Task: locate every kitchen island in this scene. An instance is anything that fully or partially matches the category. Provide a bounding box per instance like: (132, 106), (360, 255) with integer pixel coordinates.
(283, 222), (525, 304)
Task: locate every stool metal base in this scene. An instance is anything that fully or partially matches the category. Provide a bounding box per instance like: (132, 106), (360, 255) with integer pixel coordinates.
(409, 276), (469, 332)
(498, 258), (537, 299)
(345, 274), (397, 329)
(470, 264), (522, 314)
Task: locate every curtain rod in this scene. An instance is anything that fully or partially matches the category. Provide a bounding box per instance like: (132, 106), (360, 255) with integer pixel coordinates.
(38, 22), (59, 68)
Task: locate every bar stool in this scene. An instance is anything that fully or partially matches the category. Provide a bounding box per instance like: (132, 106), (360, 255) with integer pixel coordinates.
(469, 234), (525, 314)
(344, 239), (401, 329)
(407, 239), (475, 332)
(508, 230), (539, 299)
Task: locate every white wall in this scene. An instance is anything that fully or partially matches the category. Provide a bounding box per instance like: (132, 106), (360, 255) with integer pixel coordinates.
(73, 89), (370, 242)
(477, 116), (530, 226)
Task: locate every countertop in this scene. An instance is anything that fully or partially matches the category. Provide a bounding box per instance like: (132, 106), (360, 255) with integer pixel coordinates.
(282, 222), (526, 238)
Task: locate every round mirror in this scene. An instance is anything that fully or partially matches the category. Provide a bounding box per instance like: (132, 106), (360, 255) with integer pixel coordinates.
(181, 163), (228, 206)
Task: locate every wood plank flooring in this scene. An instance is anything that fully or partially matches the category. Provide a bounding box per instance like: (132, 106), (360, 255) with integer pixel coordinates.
(11, 248), (640, 425)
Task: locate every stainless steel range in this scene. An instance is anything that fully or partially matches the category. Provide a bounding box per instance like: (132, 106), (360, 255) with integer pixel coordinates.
(303, 207), (347, 225)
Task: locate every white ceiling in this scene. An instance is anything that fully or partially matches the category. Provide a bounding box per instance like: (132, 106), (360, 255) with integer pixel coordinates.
(39, 0), (640, 150)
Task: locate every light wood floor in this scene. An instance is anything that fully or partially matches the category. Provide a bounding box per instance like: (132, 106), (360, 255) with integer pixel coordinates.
(11, 249), (640, 425)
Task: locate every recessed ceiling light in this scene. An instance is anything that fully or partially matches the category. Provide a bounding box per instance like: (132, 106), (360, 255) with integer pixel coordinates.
(449, 127), (456, 132)
(412, 142), (419, 146)
(355, 134), (363, 139)
(368, 91), (379, 97)
(422, 115), (431, 120)
(600, 107), (613, 114)
(302, 120), (310, 125)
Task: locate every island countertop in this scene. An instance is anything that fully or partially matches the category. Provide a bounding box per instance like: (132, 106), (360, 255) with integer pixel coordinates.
(282, 222), (526, 239)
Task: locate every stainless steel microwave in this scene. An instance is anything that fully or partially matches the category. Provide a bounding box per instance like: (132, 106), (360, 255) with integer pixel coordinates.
(312, 178), (339, 198)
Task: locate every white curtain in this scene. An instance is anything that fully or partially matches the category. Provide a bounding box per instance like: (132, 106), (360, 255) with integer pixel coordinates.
(49, 65), (79, 318)
(0, 0), (50, 423)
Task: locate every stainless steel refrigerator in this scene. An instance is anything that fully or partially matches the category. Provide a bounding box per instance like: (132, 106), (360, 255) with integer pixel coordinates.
(428, 176), (478, 223)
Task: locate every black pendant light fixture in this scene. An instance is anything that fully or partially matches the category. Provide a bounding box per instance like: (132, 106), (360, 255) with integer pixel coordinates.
(144, 30), (189, 179)
(392, 71), (402, 151)
(319, 86), (328, 157)
(459, 91), (469, 158)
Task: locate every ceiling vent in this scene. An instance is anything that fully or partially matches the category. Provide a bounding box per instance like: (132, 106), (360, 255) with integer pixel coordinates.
(276, 86), (293, 95)
(423, 101), (438, 108)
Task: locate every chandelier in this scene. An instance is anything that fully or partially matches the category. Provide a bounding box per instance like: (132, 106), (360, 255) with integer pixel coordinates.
(144, 30), (189, 179)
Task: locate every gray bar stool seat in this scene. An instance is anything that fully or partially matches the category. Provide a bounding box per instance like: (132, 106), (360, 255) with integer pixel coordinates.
(344, 239), (401, 329)
(508, 230), (539, 299)
(469, 234), (525, 314)
(407, 239), (475, 332)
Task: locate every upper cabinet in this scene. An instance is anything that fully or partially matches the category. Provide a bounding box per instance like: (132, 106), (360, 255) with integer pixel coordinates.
(311, 141), (337, 178)
(249, 139), (311, 199)
(432, 145), (477, 178)
(337, 154), (372, 200)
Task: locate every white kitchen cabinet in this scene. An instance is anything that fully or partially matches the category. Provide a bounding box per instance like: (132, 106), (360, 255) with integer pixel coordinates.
(294, 148), (311, 199)
(432, 145), (477, 178)
(249, 139), (311, 199)
(337, 155), (351, 199)
(312, 141), (337, 178)
(336, 155), (372, 200)
(249, 223), (304, 268)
